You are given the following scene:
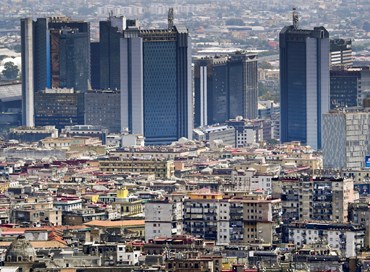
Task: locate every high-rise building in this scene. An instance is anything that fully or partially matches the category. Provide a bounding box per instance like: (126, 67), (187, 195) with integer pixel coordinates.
(120, 10), (192, 145)
(330, 38), (352, 67)
(90, 42), (100, 89)
(21, 18), (34, 127)
(323, 107), (370, 169)
(279, 9), (330, 149)
(99, 16), (127, 90)
(21, 17), (90, 126)
(194, 53), (258, 128)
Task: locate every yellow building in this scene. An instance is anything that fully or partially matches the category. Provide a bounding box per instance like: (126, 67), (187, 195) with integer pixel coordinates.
(187, 189), (222, 200)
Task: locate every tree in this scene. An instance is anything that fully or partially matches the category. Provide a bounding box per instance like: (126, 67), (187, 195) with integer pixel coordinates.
(2, 62), (19, 80)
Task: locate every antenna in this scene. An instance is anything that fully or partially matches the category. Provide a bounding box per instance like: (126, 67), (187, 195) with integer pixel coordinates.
(168, 8), (174, 30)
(292, 7), (299, 29)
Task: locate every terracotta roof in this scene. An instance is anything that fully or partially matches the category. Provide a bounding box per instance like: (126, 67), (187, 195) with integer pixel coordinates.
(84, 220), (144, 228)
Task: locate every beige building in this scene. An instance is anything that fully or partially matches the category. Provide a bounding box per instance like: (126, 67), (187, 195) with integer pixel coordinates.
(99, 158), (174, 179)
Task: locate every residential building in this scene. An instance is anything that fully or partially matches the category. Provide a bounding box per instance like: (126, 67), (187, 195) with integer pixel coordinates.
(182, 190), (224, 243)
(183, 190), (281, 245)
(144, 199), (183, 241)
(120, 10), (192, 145)
(194, 52), (258, 127)
(230, 169), (274, 193)
(279, 10), (330, 149)
(99, 157), (175, 179)
(288, 221), (365, 258)
(273, 176), (356, 225)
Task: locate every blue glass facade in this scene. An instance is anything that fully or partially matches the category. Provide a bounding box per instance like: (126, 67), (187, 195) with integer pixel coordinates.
(280, 25), (330, 149)
(285, 41), (307, 143)
(121, 25), (192, 145)
(194, 53), (258, 128)
(143, 41), (178, 141)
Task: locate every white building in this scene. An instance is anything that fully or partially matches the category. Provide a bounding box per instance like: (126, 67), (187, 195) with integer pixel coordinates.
(231, 169), (273, 193)
(288, 222), (365, 258)
(144, 200), (183, 241)
(117, 244), (141, 265)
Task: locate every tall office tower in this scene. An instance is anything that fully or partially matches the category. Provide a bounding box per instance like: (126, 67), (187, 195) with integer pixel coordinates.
(21, 17), (90, 126)
(90, 42), (100, 89)
(228, 53), (258, 121)
(21, 18), (34, 127)
(99, 16), (127, 90)
(194, 53), (258, 128)
(279, 9), (330, 149)
(120, 9), (192, 145)
(330, 39), (352, 67)
(194, 56), (229, 127)
(330, 66), (370, 109)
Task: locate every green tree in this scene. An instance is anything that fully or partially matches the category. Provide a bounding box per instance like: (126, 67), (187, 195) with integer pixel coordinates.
(2, 62), (19, 80)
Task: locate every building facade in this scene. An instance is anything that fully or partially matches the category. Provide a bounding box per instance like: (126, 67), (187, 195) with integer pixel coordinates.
(144, 200), (183, 241)
(330, 66), (370, 109)
(330, 38), (352, 67)
(84, 90), (121, 133)
(323, 107), (370, 169)
(120, 11), (193, 145)
(34, 89), (84, 129)
(194, 53), (258, 128)
(279, 11), (330, 149)
(21, 17), (90, 126)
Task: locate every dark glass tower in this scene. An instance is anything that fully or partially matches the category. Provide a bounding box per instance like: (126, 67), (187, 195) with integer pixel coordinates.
(120, 10), (193, 145)
(194, 52), (258, 128)
(21, 17), (90, 126)
(99, 16), (125, 90)
(279, 9), (330, 149)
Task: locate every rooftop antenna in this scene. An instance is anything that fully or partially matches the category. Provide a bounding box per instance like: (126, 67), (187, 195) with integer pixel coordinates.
(168, 8), (174, 30)
(292, 7), (299, 29)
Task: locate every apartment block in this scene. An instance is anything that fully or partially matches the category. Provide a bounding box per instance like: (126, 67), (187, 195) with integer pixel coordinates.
(144, 199), (183, 241)
(288, 221), (365, 258)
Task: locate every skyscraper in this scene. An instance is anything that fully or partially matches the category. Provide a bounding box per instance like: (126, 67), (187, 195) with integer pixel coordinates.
(194, 52), (258, 128)
(120, 9), (192, 145)
(21, 17), (90, 126)
(279, 9), (330, 149)
(99, 16), (127, 90)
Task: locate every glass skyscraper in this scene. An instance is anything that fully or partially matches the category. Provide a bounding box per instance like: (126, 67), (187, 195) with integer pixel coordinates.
(21, 17), (90, 126)
(279, 10), (330, 149)
(194, 52), (258, 128)
(120, 11), (192, 145)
